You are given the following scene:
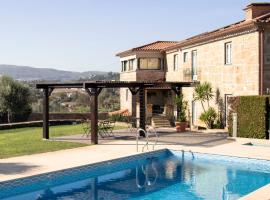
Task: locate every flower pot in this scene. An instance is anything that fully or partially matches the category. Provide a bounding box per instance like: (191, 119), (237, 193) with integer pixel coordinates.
(176, 121), (187, 132)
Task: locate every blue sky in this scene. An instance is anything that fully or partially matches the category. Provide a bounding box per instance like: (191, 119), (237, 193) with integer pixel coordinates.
(0, 0), (266, 72)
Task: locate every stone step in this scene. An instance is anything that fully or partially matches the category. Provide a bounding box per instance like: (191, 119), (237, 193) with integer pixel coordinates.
(152, 115), (172, 128)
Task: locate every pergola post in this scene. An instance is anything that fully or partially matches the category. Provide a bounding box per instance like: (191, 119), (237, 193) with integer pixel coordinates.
(131, 95), (136, 122)
(43, 88), (49, 139)
(172, 86), (182, 120)
(139, 87), (146, 136)
(86, 87), (102, 144)
(42, 87), (53, 139)
(91, 89), (98, 144)
(129, 87), (140, 127)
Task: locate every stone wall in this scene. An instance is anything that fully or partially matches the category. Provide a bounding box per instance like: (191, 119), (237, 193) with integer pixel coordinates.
(166, 31), (260, 127)
(28, 112), (108, 121)
(119, 88), (133, 111)
(136, 70), (165, 81)
(166, 49), (183, 82)
(263, 27), (270, 93)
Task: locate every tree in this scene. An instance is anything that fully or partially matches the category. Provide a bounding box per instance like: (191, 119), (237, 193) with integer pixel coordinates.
(193, 82), (214, 111)
(0, 76), (32, 123)
(174, 94), (188, 122)
(193, 82), (216, 128)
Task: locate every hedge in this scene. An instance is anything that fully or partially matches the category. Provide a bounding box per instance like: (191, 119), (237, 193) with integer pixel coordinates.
(228, 96), (269, 139)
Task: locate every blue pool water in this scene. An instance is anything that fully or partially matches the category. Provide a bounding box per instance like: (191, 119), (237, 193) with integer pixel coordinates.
(1, 150), (270, 200)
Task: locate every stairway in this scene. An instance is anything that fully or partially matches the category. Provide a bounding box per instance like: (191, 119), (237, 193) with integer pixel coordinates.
(152, 115), (172, 128)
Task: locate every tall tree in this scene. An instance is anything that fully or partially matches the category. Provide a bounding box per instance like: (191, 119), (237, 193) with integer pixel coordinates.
(0, 76), (32, 123)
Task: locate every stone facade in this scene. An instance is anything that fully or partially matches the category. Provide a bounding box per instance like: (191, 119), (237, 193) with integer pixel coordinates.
(119, 51), (167, 116)
(117, 4), (270, 128)
(166, 31), (260, 127)
(263, 27), (270, 93)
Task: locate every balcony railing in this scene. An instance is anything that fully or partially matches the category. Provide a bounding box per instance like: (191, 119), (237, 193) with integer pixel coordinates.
(183, 68), (201, 82)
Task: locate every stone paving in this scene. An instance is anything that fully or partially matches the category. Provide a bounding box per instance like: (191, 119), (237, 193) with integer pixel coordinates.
(52, 127), (230, 147)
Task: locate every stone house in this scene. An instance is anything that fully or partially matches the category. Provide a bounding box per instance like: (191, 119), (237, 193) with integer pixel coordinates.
(116, 3), (270, 128)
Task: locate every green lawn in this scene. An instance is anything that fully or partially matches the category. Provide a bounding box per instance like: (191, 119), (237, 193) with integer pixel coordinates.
(0, 124), (127, 159)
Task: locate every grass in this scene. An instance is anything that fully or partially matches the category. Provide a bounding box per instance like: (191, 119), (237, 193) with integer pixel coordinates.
(0, 124), (128, 159)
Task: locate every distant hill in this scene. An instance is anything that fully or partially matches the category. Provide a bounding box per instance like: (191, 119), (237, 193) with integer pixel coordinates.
(0, 65), (115, 81)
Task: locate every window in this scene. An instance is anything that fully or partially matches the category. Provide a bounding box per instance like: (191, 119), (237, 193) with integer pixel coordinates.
(121, 61), (124, 72)
(139, 58), (161, 70)
(173, 54), (178, 71)
(122, 61), (128, 71)
(129, 59), (134, 70)
(191, 50), (197, 75)
(225, 42), (232, 65)
(183, 52), (188, 63)
(126, 89), (129, 101)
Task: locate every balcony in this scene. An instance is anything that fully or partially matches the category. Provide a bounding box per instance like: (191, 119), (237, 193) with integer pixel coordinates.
(183, 68), (201, 82)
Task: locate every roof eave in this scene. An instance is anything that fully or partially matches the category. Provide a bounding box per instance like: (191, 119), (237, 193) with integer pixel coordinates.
(116, 49), (164, 57)
(165, 21), (258, 51)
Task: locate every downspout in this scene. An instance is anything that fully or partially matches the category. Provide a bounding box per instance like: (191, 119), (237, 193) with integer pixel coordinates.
(259, 27), (264, 95)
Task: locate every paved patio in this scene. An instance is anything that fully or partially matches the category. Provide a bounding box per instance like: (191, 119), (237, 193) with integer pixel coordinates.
(52, 128), (231, 147)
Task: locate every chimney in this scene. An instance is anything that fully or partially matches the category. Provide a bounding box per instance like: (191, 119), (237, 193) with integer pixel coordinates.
(244, 3), (270, 20)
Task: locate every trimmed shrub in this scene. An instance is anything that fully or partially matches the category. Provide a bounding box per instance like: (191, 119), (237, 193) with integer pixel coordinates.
(228, 96), (269, 139)
(109, 114), (129, 122)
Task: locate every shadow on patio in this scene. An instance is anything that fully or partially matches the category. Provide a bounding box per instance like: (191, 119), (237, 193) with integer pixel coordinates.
(0, 163), (40, 175)
(52, 128), (232, 148)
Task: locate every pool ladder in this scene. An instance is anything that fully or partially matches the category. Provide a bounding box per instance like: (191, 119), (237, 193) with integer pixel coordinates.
(136, 127), (158, 152)
(135, 159), (158, 189)
(181, 149), (195, 160)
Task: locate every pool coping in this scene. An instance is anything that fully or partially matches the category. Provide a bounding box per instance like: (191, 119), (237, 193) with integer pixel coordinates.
(239, 183), (270, 200)
(1, 147), (270, 200)
(0, 148), (168, 187)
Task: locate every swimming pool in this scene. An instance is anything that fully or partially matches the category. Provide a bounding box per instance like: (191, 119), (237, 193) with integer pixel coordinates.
(1, 149), (270, 200)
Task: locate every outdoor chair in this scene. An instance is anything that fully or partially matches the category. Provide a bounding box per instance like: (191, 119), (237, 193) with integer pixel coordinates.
(81, 119), (91, 137)
(107, 120), (115, 136)
(98, 120), (115, 138)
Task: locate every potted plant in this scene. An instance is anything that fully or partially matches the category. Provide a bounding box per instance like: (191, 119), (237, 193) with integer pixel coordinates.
(175, 94), (188, 132)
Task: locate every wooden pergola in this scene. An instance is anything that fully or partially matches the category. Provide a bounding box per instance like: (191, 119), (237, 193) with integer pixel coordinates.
(36, 81), (196, 144)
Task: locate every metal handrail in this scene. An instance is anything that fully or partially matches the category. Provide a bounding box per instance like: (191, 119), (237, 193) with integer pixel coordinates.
(189, 150), (195, 160)
(136, 128), (148, 152)
(136, 127), (159, 152)
(146, 126), (158, 150)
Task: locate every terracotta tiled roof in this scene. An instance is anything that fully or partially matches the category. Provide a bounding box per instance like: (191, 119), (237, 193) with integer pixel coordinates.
(133, 41), (178, 51)
(116, 41), (178, 56)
